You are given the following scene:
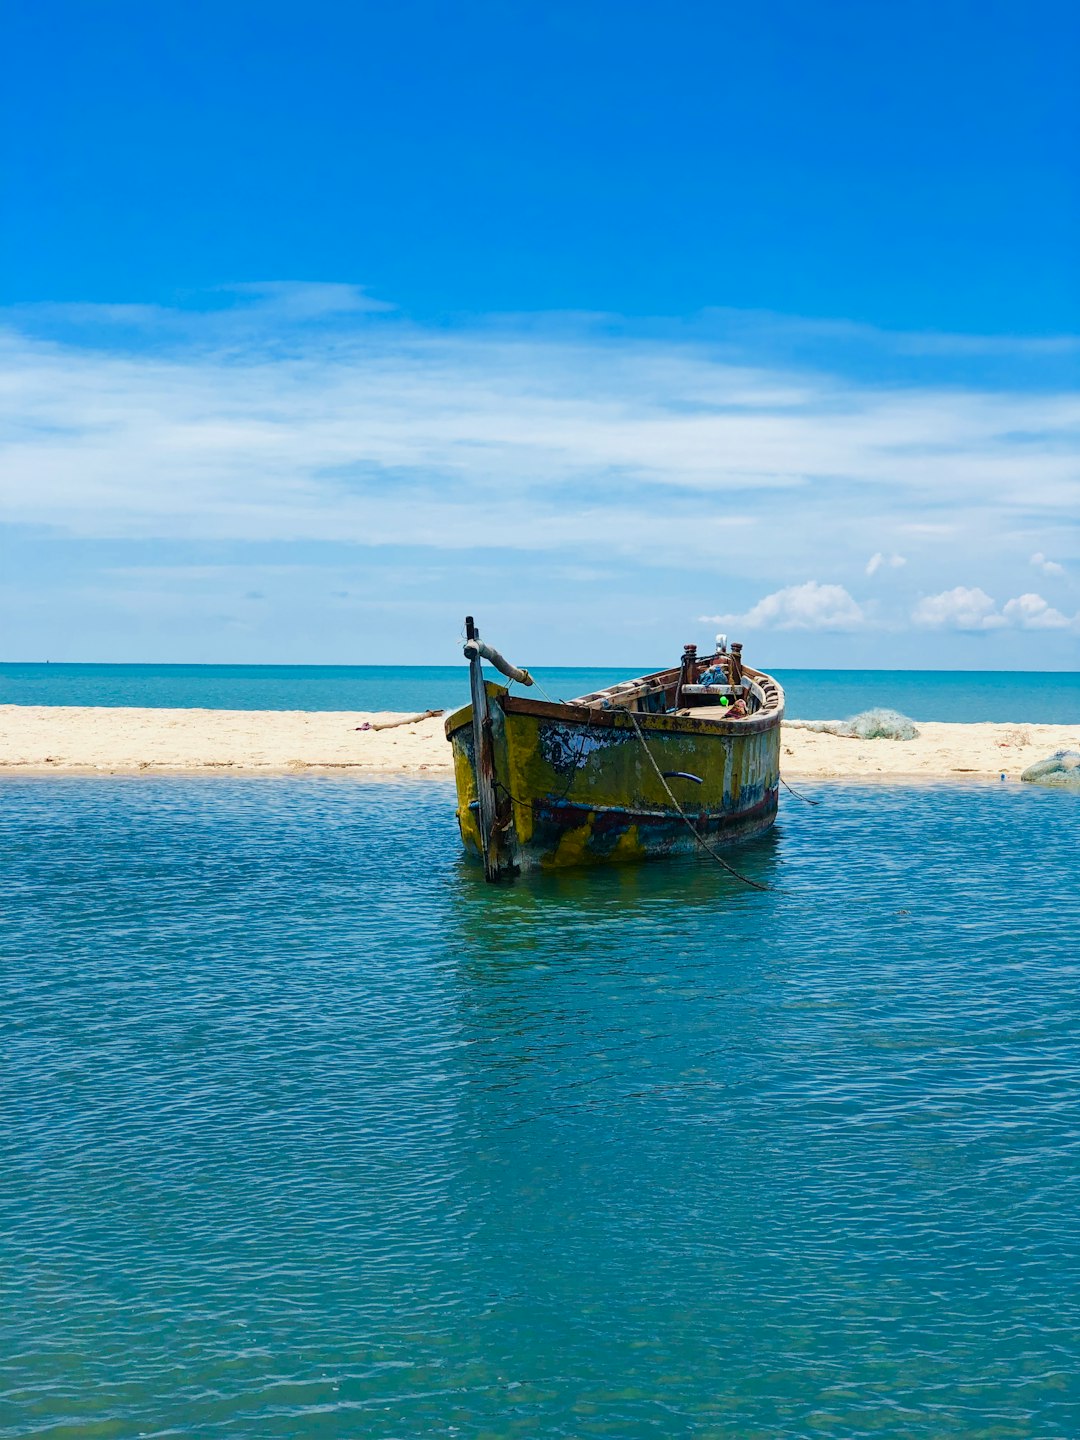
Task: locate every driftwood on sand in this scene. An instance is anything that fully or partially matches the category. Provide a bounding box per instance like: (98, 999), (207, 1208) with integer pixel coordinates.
(356, 709), (446, 732)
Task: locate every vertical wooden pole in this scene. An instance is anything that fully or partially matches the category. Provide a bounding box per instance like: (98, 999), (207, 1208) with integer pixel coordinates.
(675, 643), (697, 709)
(465, 616), (501, 882)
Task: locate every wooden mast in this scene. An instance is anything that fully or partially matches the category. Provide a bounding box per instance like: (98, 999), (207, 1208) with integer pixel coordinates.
(464, 616), (502, 882)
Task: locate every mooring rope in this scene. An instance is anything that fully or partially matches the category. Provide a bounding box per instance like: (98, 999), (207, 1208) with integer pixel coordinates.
(625, 708), (771, 892)
(530, 676), (560, 705)
(780, 774), (821, 806)
(497, 670), (560, 706)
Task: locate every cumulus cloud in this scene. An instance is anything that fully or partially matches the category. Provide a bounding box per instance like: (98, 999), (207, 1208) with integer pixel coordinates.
(866, 551), (907, 576)
(914, 586), (1078, 632)
(912, 586), (1005, 630)
(702, 581), (865, 632)
(1031, 551), (1065, 577)
(1001, 593), (1077, 630)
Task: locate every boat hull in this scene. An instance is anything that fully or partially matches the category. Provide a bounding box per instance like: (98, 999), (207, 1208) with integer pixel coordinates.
(446, 687), (781, 873)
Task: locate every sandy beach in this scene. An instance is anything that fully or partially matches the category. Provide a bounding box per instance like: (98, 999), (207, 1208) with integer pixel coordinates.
(1, 705), (1076, 781)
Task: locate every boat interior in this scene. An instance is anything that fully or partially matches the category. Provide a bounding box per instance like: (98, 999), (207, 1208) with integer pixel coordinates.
(569, 640), (782, 722)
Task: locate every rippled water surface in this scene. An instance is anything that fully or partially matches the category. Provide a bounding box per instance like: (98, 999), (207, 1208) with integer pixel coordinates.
(3, 779), (1079, 1438)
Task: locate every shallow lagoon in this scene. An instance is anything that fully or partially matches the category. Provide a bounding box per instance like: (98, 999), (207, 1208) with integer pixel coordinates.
(3, 778), (1079, 1438)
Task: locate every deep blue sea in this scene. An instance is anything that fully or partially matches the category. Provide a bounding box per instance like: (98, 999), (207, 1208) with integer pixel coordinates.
(2, 663), (1079, 722)
(4, 776), (1079, 1438)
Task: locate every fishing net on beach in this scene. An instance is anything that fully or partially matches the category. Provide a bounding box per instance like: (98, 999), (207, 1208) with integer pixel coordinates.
(786, 708), (920, 741)
(845, 708), (921, 740)
(1020, 750), (1080, 791)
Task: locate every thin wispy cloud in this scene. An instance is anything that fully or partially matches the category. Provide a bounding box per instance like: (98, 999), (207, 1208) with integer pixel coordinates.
(3, 301), (1077, 547)
(2, 291), (1078, 660)
(220, 281), (394, 319)
(699, 307), (1080, 359)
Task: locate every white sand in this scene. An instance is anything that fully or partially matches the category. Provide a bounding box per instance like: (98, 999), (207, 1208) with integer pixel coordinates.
(0, 707), (452, 775)
(1, 706), (1077, 781)
(778, 721), (1079, 781)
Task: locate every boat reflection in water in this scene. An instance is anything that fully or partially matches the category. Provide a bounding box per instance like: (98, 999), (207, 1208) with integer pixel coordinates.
(445, 617), (784, 881)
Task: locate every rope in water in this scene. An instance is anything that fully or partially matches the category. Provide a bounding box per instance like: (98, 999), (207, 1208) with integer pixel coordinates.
(625, 708), (771, 892)
(780, 774), (821, 806)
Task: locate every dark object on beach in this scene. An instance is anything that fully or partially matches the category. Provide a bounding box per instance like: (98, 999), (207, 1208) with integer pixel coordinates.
(445, 617), (784, 881)
(1020, 750), (1080, 790)
(786, 708), (920, 741)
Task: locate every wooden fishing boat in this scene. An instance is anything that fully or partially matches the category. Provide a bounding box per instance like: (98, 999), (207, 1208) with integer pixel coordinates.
(445, 617), (785, 880)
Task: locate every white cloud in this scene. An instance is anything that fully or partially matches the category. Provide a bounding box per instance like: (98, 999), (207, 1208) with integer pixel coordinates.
(912, 586), (1005, 630)
(1001, 592), (1077, 630)
(221, 281), (394, 319)
(1, 298), (1078, 583)
(914, 586), (1079, 632)
(1031, 551), (1065, 577)
(866, 551), (907, 576)
(694, 308), (1080, 358)
(702, 581), (865, 632)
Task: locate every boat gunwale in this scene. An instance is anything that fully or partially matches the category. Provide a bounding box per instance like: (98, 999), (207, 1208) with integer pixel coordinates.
(444, 661), (785, 741)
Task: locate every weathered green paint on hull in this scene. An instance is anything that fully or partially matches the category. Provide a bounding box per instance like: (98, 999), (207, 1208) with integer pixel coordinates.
(446, 683), (781, 873)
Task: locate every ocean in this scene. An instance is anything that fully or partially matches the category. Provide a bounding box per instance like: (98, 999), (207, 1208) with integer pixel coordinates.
(4, 775), (1079, 1438)
(2, 662), (1079, 722)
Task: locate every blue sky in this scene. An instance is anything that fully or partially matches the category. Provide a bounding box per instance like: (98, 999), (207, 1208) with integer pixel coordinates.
(2, 0), (1078, 666)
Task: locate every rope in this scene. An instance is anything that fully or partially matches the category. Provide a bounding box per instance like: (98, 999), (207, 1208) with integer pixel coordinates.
(477, 645), (782, 891)
(497, 669), (560, 706)
(780, 774), (821, 806)
(625, 709), (771, 892)
(530, 675), (560, 705)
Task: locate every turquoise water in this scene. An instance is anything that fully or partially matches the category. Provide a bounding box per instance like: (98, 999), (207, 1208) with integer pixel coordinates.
(2, 663), (1079, 722)
(4, 777), (1079, 1438)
